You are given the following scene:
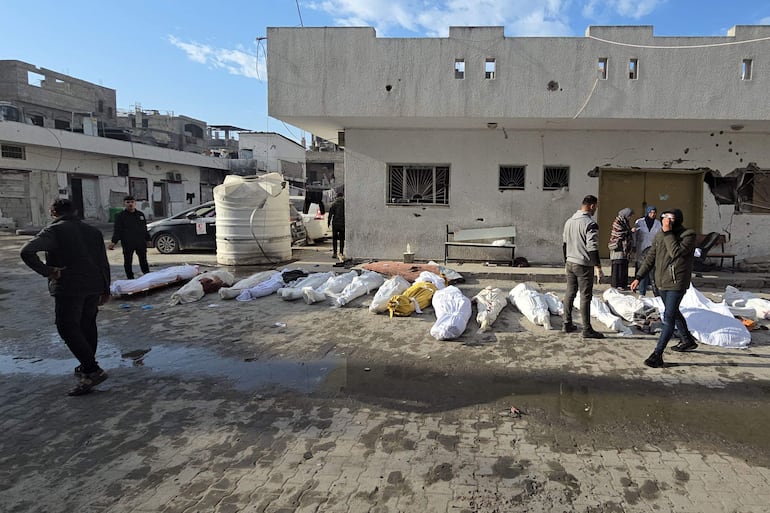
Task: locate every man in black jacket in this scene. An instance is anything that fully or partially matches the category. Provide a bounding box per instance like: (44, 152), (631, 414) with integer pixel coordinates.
(109, 195), (151, 279)
(21, 199), (111, 396)
(328, 191), (345, 259)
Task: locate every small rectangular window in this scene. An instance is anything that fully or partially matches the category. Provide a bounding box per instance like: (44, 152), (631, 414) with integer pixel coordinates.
(742, 59), (753, 80)
(54, 119), (70, 130)
(629, 58), (638, 80)
(543, 166), (569, 190)
(454, 59), (465, 79)
(598, 58), (608, 80)
(117, 162), (130, 177)
(1, 144), (26, 159)
(499, 166), (525, 190)
(485, 58), (496, 79)
(98, 100), (104, 113)
(387, 164), (450, 205)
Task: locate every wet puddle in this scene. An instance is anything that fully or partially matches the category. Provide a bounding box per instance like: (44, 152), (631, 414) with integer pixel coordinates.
(0, 344), (346, 393)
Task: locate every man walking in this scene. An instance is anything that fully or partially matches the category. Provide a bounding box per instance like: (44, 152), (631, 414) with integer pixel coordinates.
(21, 199), (111, 396)
(631, 209), (698, 368)
(328, 191), (345, 259)
(109, 195), (151, 279)
(562, 194), (605, 339)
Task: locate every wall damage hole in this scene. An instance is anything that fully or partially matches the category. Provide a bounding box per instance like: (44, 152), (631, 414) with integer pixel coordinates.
(385, 84), (392, 91)
(684, 148), (690, 154)
(547, 80), (559, 91)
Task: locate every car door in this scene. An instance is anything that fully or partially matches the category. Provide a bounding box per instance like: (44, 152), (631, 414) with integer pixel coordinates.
(184, 203), (217, 249)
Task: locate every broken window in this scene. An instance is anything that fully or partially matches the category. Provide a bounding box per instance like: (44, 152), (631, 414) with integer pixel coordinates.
(629, 58), (638, 80)
(454, 59), (465, 79)
(742, 59), (753, 80)
(543, 166), (569, 190)
(27, 71), (44, 87)
(485, 58), (496, 79)
(598, 58), (608, 80)
(499, 165), (526, 190)
(1, 144), (25, 159)
(737, 170), (770, 213)
(388, 164), (449, 205)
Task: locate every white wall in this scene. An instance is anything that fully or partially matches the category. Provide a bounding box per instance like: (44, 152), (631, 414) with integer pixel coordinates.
(345, 128), (770, 264)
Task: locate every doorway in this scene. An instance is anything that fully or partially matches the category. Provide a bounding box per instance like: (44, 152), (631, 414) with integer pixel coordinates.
(597, 169), (703, 258)
(70, 176), (99, 220)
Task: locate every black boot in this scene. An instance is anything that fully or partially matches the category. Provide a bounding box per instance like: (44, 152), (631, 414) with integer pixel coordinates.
(644, 352), (665, 368)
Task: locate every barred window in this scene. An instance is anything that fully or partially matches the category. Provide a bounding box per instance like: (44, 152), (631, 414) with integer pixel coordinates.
(387, 164), (449, 205)
(1, 144), (25, 159)
(543, 166), (569, 190)
(499, 165), (526, 190)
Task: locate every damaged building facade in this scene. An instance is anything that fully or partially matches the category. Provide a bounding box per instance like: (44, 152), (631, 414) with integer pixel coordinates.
(267, 25), (770, 264)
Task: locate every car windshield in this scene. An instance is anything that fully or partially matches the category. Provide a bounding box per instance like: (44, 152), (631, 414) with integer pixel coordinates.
(180, 204), (215, 219)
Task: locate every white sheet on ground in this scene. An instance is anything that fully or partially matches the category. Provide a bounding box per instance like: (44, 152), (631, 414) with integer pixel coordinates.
(602, 287), (647, 322)
(724, 285), (770, 320)
(573, 295), (630, 334)
(430, 285), (472, 340)
(220, 270), (279, 299)
(235, 272), (286, 301)
(509, 283), (552, 330)
(415, 271), (446, 290)
(369, 275), (411, 313)
(303, 271), (358, 304)
(472, 287), (507, 333)
(110, 265), (199, 296)
(277, 272), (335, 301)
(326, 271), (385, 308)
(169, 270), (235, 305)
(543, 292), (564, 316)
(642, 285), (751, 348)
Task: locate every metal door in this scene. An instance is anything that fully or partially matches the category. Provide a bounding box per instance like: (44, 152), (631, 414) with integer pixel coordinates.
(598, 169), (703, 258)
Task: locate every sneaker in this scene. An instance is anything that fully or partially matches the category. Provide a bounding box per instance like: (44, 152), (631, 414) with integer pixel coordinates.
(672, 339), (698, 352)
(644, 352), (665, 368)
(582, 329), (605, 339)
(68, 368), (108, 396)
(562, 323), (578, 333)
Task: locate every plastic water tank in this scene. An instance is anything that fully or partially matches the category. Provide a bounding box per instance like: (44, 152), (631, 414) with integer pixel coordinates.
(214, 173), (292, 265)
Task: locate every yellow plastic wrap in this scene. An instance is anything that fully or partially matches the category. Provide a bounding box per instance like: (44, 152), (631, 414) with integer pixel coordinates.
(387, 282), (438, 317)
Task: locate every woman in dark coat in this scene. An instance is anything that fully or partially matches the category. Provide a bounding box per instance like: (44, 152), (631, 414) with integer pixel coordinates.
(608, 207), (635, 289)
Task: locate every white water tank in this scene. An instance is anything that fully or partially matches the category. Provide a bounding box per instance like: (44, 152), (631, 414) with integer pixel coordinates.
(214, 173), (292, 265)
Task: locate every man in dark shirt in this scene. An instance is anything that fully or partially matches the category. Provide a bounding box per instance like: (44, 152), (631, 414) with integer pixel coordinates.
(109, 195), (151, 279)
(328, 191), (345, 259)
(20, 199), (111, 396)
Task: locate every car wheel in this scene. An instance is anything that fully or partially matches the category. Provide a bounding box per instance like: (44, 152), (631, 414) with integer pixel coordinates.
(155, 233), (180, 254)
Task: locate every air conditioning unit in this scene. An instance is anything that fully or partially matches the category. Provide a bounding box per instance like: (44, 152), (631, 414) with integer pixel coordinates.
(166, 172), (182, 181)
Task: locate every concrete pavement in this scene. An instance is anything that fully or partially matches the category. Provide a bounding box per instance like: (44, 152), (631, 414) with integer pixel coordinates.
(1, 232), (770, 513)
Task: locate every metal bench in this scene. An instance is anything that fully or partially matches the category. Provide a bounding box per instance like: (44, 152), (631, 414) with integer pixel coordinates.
(445, 224), (516, 266)
(696, 233), (736, 272)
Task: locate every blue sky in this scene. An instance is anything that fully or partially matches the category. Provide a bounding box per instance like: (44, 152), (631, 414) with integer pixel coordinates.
(2, 0), (769, 145)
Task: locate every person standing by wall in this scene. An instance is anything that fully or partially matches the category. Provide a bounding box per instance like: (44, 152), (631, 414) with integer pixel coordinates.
(562, 195), (605, 339)
(634, 205), (662, 296)
(20, 199), (111, 396)
(631, 208), (698, 368)
(608, 208), (636, 290)
(109, 195), (151, 279)
(328, 191), (345, 259)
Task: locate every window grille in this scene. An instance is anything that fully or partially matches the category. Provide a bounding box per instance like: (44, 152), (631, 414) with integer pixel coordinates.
(388, 165), (449, 205)
(499, 166), (526, 190)
(543, 166), (569, 190)
(1, 144), (25, 159)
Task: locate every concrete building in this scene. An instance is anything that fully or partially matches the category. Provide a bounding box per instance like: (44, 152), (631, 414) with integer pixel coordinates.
(116, 107), (208, 154)
(306, 135), (344, 189)
(0, 122), (229, 228)
(237, 132), (306, 189)
(267, 25), (770, 264)
(0, 60), (117, 133)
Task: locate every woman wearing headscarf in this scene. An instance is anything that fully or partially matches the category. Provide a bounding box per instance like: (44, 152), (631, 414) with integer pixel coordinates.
(634, 205), (662, 296)
(608, 207), (635, 289)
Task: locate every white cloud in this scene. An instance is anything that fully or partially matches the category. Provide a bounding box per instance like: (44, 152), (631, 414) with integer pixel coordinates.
(582, 0), (665, 20)
(760, 16), (770, 25)
(306, 0), (572, 37)
(168, 36), (265, 81)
